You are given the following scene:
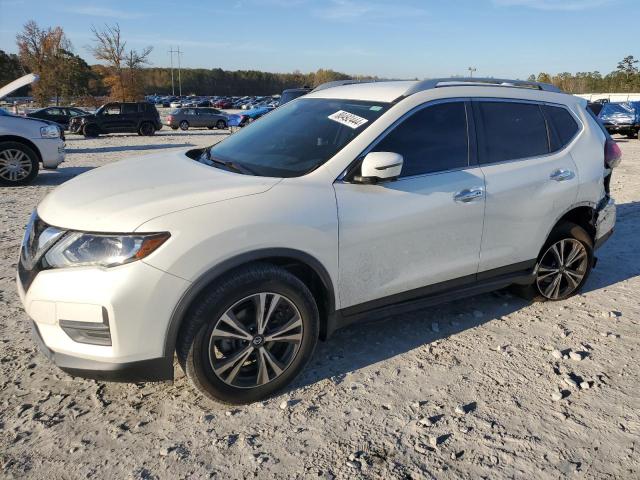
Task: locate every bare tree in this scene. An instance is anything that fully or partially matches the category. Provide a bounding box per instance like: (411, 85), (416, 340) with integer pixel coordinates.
(88, 24), (152, 101)
(16, 21), (71, 105)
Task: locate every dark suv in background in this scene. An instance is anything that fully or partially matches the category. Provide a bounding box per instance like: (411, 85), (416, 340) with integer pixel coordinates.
(69, 102), (161, 137)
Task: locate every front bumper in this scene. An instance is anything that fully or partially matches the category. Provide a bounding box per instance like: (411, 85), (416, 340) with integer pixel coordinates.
(594, 196), (616, 250)
(31, 321), (173, 381)
(17, 258), (190, 381)
(32, 137), (65, 169)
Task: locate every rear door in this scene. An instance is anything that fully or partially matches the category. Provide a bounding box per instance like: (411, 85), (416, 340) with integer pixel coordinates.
(335, 100), (486, 309)
(120, 103), (140, 131)
(474, 100), (580, 274)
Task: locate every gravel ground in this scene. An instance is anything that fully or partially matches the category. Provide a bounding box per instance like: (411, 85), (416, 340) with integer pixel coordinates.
(1, 130), (639, 479)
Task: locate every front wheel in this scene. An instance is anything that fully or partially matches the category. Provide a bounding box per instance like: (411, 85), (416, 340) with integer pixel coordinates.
(515, 222), (593, 301)
(0, 141), (39, 186)
(179, 120), (189, 131)
(177, 264), (319, 404)
(216, 120), (227, 130)
(82, 124), (99, 138)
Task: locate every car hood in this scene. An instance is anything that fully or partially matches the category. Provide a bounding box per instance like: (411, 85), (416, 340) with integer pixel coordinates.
(37, 149), (281, 232)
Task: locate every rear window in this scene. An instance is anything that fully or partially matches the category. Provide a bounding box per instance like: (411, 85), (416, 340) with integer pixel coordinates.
(476, 101), (549, 164)
(543, 105), (579, 151)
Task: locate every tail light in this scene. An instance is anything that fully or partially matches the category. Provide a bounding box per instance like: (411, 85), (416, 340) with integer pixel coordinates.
(604, 138), (622, 169)
(167, 115), (173, 122)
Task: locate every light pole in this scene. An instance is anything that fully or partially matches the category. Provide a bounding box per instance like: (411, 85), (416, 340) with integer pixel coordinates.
(168, 47), (175, 95)
(176, 46), (182, 97)
(468, 67), (477, 78)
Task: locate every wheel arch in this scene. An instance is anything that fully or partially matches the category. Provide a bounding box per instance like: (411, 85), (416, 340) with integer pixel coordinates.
(546, 202), (597, 245)
(0, 135), (43, 164)
(163, 248), (337, 359)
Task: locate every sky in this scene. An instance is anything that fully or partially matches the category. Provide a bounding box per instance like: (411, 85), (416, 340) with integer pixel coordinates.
(0, 0), (637, 80)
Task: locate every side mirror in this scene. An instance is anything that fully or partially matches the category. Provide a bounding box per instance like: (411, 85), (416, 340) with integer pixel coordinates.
(354, 152), (403, 184)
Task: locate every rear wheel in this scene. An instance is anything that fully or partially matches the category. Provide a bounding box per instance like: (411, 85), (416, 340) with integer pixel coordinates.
(514, 222), (593, 301)
(0, 141), (39, 186)
(138, 122), (155, 136)
(179, 120), (189, 131)
(216, 120), (227, 129)
(177, 264), (319, 404)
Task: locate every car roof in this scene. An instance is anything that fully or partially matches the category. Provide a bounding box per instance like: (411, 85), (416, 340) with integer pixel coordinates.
(306, 78), (573, 104)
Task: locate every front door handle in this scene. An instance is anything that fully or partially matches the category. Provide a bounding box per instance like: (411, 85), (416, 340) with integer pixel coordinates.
(454, 187), (484, 203)
(550, 169), (575, 182)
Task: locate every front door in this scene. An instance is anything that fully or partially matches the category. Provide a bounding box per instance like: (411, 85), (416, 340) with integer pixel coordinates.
(335, 100), (486, 309)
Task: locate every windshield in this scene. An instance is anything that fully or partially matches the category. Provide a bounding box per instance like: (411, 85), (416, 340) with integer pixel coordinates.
(207, 98), (389, 177)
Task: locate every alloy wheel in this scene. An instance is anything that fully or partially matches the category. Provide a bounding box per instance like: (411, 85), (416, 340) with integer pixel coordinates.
(0, 148), (32, 182)
(536, 238), (588, 299)
(208, 292), (303, 388)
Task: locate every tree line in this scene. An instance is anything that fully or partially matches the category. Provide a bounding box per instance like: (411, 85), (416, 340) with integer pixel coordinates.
(1, 20), (638, 106)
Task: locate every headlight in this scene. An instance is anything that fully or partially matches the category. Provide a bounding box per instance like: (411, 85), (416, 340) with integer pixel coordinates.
(44, 232), (170, 268)
(40, 125), (60, 138)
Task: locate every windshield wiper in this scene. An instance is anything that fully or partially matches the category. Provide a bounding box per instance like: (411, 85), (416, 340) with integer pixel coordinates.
(202, 147), (255, 175)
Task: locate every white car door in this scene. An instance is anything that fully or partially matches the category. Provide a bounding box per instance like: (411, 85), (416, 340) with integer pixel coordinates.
(474, 100), (580, 274)
(334, 100), (486, 310)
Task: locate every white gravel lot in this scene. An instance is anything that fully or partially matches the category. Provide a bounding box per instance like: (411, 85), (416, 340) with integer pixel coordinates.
(1, 129), (639, 479)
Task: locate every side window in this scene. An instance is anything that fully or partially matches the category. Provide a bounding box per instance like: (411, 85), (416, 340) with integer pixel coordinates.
(543, 105), (579, 151)
(121, 103), (138, 114)
(371, 102), (469, 177)
(105, 104), (121, 115)
(476, 101), (549, 163)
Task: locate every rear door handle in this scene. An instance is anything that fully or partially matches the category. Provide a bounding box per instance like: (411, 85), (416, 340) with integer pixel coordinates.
(550, 169), (575, 182)
(454, 187), (484, 203)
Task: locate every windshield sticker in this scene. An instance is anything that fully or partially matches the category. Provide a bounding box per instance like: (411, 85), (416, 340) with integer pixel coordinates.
(328, 110), (369, 129)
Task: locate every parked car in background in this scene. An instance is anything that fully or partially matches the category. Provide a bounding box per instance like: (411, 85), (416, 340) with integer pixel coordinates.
(26, 106), (89, 130)
(69, 102), (161, 137)
(164, 107), (228, 130)
(213, 99), (233, 109)
(278, 87), (311, 106)
(0, 74), (65, 186)
(237, 106), (271, 126)
(169, 100), (182, 109)
(598, 102), (640, 138)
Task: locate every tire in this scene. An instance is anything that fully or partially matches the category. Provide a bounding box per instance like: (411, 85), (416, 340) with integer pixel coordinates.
(0, 141), (39, 186)
(179, 120), (189, 131)
(207, 126), (214, 130)
(216, 120), (227, 130)
(177, 264), (319, 404)
(138, 122), (155, 136)
(171, 126), (179, 130)
(82, 124), (99, 138)
(513, 222), (594, 301)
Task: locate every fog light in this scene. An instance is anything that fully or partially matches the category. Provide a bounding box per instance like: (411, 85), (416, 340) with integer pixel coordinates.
(59, 308), (112, 346)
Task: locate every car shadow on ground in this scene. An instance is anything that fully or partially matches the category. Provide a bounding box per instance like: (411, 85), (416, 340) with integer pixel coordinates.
(31, 166), (95, 186)
(291, 290), (527, 392)
(290, 200), (640, 393)
(65, 143), (195, 154)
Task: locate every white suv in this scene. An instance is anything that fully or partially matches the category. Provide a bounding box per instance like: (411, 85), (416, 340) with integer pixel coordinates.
(17, 78), (619, 403)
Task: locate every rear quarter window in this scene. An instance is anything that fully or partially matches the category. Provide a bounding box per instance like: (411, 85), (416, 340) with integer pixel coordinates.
(543, 105), (580, 151)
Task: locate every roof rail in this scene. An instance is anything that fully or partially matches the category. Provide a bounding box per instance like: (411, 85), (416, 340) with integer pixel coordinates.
(311, 79), (378, 92)
(403, 77), (563, 96)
